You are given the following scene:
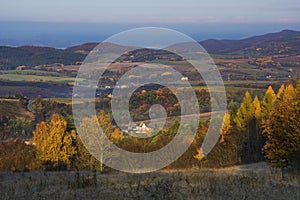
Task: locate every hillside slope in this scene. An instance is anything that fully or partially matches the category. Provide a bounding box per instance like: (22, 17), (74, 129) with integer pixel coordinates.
(0, 46), (85, 70)
(200, 30), (300, 55)
(1, 30), (300, 70)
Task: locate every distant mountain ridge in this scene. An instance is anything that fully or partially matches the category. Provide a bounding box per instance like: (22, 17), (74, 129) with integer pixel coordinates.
(65, 42), (98, 53)
(0, 46), (86, 70)
(0, 29), (299, 70)
(200, 29), (300, 55)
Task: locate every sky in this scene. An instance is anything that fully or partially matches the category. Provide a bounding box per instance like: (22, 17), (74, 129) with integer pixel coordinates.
(1, 0), (300, 23)
(1, 0), (300, 47)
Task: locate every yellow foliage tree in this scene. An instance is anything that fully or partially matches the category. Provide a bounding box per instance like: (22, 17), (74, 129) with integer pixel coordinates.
(262, 83), (300, 169)
(234, 91), (254, 129)
(111, 127), (124, 142)
(33, 114), (76, 169)
(276, 84), (285, 98)
(261, 86), (276, 117)
(77, 111), (115, 172)
(252, 96), (262, 120)
(219, 112), (232, 143)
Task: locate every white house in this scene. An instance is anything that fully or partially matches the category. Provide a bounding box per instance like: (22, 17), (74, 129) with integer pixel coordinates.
(135, 122), (152, 134)
(181, 77), (189, 81)
(126, 122), (152, 135)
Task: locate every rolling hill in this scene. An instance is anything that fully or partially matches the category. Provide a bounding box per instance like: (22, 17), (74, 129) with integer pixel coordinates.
(0, 29), (300, 70)
(0, 46), (86, 70)
(200, 29), (300, 56)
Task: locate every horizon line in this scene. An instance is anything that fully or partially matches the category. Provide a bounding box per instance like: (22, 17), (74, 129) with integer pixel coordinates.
(1, 28), (299, 49)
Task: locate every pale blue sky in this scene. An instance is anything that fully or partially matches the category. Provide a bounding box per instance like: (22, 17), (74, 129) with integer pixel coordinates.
(1, 0), (300, 47)
(1, 0), (300, 23)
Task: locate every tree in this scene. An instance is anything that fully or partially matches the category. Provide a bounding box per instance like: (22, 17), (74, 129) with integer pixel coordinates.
(8, 118), (32, 138)
(262, 83), (300, 171)
(33, 114), (76, 170)
(219, 112), (231, 143)
(73, 135), (103, 171)
(234, 91), (254, 129)
(230, 103), (238, 123)
(249, 95), (264, 162)
(252, 96), (261, 120)
(76, 111), (115, 172)
(276, 84), (285, 98)
(233, 91), (264, 163)
(111, 128), (124, 142)
(261, 86), (276, 117)
(0, 139), (37, 171)
(194, 147), (206, 168)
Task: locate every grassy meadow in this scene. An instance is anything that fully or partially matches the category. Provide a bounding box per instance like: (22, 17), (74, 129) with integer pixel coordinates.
(0, 163), (299, 200)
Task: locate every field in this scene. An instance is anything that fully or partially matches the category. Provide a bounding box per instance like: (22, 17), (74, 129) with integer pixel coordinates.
(0, 163), (299, 199)
(0, 71), (76, 84)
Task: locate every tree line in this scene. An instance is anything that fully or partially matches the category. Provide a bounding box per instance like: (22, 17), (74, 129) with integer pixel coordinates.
(202, 80), (300, 171)
(0, 81), (299, 172)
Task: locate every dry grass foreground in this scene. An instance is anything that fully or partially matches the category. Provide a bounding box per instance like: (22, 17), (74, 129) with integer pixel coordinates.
(0, 163), (299, 200)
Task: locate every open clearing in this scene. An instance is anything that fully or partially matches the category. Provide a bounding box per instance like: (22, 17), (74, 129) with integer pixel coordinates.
(0, 74), (76, 83)
(0, 163), (299, 199)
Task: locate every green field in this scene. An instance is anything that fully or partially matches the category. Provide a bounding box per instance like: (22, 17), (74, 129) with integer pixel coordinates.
(0, 70), (62, 76)
(0, 73), (83, 83)
(148, 60), (192, 66)
(0, 74), (73, 83)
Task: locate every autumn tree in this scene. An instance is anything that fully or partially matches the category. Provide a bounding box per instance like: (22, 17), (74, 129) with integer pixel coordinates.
(219, 112), (231, 143)
(73, 135), (103, 171)
(111, 128), (124, 143)
(76, 111), (115, 172)
(33, 114), (76, 170)
(249, 95), (264, 161)
(261, 86), (276, 117)
(193, 117), (240, 167)
(233, 91), (254, 162)
(233, 91), (264, 163)
(252, 96), (261, 120)
(230, 103), (238, 123)
(262, 83), (300, 171)
(276, 84), (285, 98)
(0, 139), (37, 171)
(234, 91), (254, 129)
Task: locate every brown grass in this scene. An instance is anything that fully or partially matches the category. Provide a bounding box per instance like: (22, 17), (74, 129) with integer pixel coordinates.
(0, 163), (299, 199)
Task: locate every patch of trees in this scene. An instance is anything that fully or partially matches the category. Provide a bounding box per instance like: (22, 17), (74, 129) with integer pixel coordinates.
(248, 57), (282, 69)
(0, 139), (37, 171)
(0, 112), (109, 172)
(32, 97), (73, 124)
(1, 81), (299, 172)
(197, 81), (300, 171)
(0, 97), (76, 141)
(116, 48), (184, 63)
(262, 82), (300, 170)
(0, 46), (85, 70)
(127, 88), (211, 121)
